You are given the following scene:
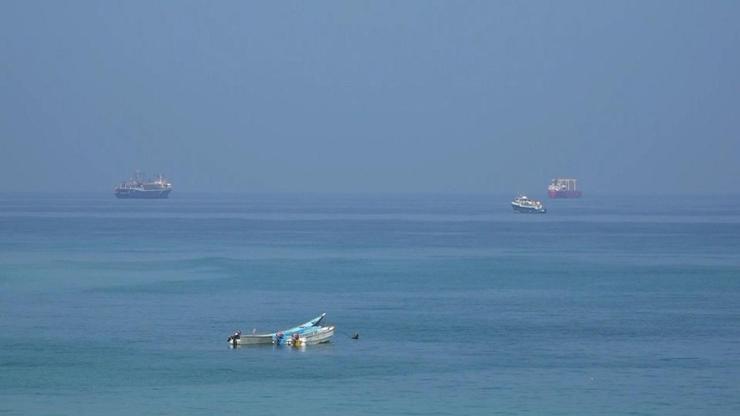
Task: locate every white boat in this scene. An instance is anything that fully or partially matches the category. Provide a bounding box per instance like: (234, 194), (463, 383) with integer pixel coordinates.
(232, 333), (273, 345)
(288, 325), (335, 347)
(228, 313), (326, 346)
(511, 195), (547, 214)
(114, 171), (173, 199)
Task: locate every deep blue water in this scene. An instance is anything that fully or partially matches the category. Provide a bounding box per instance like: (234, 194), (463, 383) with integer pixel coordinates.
(1, 193), (739, 415)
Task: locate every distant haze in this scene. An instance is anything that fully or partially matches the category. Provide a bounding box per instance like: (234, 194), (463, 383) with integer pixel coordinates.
(1, 1), (739, 194)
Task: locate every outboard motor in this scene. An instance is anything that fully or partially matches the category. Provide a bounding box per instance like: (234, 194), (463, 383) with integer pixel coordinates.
(227, 331), (241, 347)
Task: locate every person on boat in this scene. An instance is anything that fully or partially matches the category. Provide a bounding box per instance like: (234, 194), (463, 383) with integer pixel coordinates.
(227, 330), (241, 345)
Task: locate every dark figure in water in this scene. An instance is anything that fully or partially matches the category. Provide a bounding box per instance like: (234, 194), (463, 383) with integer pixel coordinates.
(352, 332), (359, 340)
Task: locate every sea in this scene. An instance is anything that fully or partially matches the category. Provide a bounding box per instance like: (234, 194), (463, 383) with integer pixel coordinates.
(1, 193), (739, 415)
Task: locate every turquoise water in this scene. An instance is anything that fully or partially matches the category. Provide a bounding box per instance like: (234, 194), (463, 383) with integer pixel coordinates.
(1, 193), (739, 415)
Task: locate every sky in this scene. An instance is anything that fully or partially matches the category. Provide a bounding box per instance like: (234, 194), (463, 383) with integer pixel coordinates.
(1, 0), (739, 194)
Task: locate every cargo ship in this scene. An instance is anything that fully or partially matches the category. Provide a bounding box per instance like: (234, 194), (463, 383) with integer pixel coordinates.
(114, 172), (172, 199)
(548, 178), (582, 198)
(511, 195), (546, 214)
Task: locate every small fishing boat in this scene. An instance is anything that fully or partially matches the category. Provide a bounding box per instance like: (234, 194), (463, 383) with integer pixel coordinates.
(287, 325), (335, 347)
(228, 313), (326, 346)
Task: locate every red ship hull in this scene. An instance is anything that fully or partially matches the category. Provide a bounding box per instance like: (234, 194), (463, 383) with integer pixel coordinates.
(548, 190), (582, 199)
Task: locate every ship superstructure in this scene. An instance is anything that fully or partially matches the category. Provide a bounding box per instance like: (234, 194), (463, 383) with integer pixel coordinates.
(114, 172), (172, 199)
(548, 178), (582, 198)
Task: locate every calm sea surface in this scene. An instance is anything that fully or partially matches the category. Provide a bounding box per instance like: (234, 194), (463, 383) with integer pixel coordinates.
(1, 193), (739, 415)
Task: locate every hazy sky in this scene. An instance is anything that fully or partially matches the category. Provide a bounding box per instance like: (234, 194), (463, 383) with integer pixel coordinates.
(1, 1), (739, 193)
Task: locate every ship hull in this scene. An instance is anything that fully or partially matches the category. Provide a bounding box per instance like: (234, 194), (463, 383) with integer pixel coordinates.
(512, 204), (546, 214)
(548, 190), (582, 199)
(115, 189), (172, 199)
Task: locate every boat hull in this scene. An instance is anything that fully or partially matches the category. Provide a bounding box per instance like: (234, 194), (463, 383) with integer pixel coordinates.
(512, 204), (546, 214)
(235, 334), (274, 345)
(115, 189), (172, 199)
(548, 190), (582, 199)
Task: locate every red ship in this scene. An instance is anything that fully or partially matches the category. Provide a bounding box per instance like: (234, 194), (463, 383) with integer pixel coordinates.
(548, 178), (582, 198)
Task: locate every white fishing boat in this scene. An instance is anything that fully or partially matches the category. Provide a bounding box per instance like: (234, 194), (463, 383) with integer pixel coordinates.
(114, 171), (172, 199)
(287, 325), (335, 347)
